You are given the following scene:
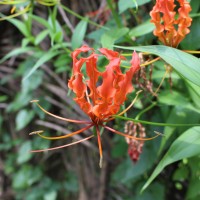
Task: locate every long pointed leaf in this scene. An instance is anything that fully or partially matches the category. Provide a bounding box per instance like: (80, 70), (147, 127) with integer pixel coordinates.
(115, 45), (200, 87)
(0, 47), (36, 64)
(23, 51), (59, 81)
(71, 18), (88, 50)
(141, 126), (200, 192)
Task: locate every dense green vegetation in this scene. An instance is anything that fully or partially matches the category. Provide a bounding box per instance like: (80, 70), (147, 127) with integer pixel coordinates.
(0, 0), (200, 199)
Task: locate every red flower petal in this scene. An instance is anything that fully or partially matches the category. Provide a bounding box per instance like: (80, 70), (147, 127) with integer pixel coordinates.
(150, 0), (192, 47)
(69, 46), (140, 121)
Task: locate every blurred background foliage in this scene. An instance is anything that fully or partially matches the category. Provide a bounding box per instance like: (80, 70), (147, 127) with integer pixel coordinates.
(0, 0), (200, 199)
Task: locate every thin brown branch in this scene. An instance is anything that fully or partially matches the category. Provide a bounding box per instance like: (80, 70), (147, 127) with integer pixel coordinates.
(58, 5), (75, 33)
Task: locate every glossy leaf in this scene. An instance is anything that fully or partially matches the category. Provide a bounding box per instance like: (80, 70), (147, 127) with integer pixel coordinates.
(142, 126), (200, 192)
(115, 45), (200, 86)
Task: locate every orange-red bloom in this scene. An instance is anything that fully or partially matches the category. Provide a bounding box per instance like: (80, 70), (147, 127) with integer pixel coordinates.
(150, 0), (192, 47)
(30, 46), (160, 167)
(68, 46), (140, 122)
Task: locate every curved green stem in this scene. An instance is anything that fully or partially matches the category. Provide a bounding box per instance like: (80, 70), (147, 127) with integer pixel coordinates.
(114, 115), (200, 127)
(135, 102), (157, 120)
(60, 4), (109, 30)
(106, 0), (122, 28)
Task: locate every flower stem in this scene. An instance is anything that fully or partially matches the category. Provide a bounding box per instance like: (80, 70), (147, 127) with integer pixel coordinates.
(96, 125), (103, 168)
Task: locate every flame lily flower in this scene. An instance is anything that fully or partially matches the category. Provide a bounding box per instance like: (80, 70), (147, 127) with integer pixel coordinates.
(30, 46), (160, 167)
(150, 0), (192, 47)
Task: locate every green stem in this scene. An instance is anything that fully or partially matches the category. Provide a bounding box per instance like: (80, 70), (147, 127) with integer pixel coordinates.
(26, 1), (34, 35)
(60, 4), (109, 30)
(114, 115), (200, 127)
(106, 0), (122, 28)
(135, 102), (157, 120)
(190, 13), (200, 18)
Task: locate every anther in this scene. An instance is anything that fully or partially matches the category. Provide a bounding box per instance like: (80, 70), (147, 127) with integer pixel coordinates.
(29, 130), (44, 135)
(30, 100), (39, 103)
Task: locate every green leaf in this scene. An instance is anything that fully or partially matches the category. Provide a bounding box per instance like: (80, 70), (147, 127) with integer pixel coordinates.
(6, 17), (30, 37)
(34, 29), (49, 45)
(71, 18), (88, 49)
(186, 80), (200, 109)
(44, 191), (57, 200)
(135, 182), (165, 200)
(118, 0), (151, 13)
(23, 50), (59, 80)
(22, 69), (43, 93)
(173, 165), (189, 181)
(0, 47), (36, 64)
(158, 106), (200, 156)
(87, 28), (106, 43)
(12, 165), (31, 189)
(7, 92), (32, 112)
(129, 20), (154, 37)
(101, 27), (129, 49)
(48, 13), (63, 45)
(186, 178), (200, 199)
(27, 167), (43, 186)
(112, 137), (159, 183)
(16, 109), (35, 131)
(12, 165), (42, 189)
(181, 17), (200, 50)
(29, 14), (52, 30)
(0, 95), (8, 102)
(21, 38), (31, 47)
(115, 45), (200, 87)
(158, 90), (189, 106)
(190, 0), (200, 14)
(142, 126), (200, 192)
(17, 141), (32, 164)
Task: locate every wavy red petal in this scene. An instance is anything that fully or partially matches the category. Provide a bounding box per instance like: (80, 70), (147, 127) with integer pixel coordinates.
(150, 0), (192, 47)
(68, 46), (140, 121)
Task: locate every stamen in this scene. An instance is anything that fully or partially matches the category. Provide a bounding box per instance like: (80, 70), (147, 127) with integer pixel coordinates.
(183, 50), (200, 54)
(104, 90), (142, 122)
(30, 135), (94, 153)
(11, 6), (16, 14)
(35, 124), (93, 140)
(140, 57), (160, 67)
(0, 5), (30, 21)
(82, 76), (91, 104)
(29, 130), (44, 135)
(31, 100), (91, 124)
(154, 131), (165, 137)
(96, 125), (103, 168)
(104, 125), (161, 141)
(117, 90), (142, 116)
(152, 68), (168, 96)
